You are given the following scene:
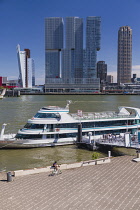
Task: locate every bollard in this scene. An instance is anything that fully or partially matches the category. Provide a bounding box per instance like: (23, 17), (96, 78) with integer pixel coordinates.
(77, 124), (82, 142)
(108, 151), (111, 158)
(7, 172), (12, 182)
(136, 150), (140, 158)
(17, 90), (20, 97)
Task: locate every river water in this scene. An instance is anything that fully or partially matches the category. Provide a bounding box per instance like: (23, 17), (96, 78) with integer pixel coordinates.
(0, 95), (139, 171)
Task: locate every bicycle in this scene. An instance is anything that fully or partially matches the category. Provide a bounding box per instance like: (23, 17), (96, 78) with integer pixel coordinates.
(49, 166), (62, 176)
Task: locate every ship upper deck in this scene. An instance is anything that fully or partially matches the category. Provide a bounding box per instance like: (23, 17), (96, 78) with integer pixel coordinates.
(70, 106), (140, 121)
(39, 106), (69, 113)
(70, 111), (136, 121)
(33, 106), (140, 122)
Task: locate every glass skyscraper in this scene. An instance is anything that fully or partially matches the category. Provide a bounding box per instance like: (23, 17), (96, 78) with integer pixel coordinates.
(45, 17), (63, 81)
(17, 44), (35, 88)
(45, 16), (101, 92)
(61, 17), (83, 82)
(86, 16), (101, 78)
(97, 61), (107, 83)
(117, 26), (132, 84)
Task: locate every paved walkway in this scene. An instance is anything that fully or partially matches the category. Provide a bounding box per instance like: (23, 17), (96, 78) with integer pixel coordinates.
(1, 155), (140, 210)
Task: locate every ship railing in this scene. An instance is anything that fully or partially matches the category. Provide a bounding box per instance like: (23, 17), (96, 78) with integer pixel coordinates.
(42, 106), (69, 111)
(70, 113), (136, 120)
(96, 136), (139, 146)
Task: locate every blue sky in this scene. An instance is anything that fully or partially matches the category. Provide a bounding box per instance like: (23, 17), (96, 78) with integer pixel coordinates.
(0, 0), (140, 84)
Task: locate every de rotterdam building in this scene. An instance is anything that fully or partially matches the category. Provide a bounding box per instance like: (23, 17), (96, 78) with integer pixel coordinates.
(62, 17), (83, 82)
(45, 17), (63, 82)
(45, 16), (101, 93)
(86, 16), (101, 79)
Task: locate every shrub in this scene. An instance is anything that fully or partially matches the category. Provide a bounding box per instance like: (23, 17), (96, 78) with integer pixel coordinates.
(92, 152), (100, 160)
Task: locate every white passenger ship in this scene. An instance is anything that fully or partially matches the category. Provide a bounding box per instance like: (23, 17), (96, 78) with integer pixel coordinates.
(0, 101), (140, 148)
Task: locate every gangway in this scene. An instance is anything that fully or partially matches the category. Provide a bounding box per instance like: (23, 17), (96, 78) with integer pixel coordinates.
(95, 134), (140, 149)
(77, 132), (140, 151)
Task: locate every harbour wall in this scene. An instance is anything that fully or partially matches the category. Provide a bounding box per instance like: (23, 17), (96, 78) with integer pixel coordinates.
(20, 92), (140, 95)
(3, 90), (140, 96)
(14, 157), (111, 177)
(5, 90), (20, 97)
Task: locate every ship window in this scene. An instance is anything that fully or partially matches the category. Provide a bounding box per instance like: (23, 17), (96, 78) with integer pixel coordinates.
(56, 121), (127, 129)
(46, 134), (55, 138)
(15, 134), (42, 139)
(24, 123), (44, 129)
(57, 123), (77, 128)
(59, 133), (77, 138)
(24, 123), (32, 128)
(34, 113), (60, 119)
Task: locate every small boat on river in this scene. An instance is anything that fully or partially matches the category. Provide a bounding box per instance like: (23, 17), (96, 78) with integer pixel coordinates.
(0, 101), (140, 148)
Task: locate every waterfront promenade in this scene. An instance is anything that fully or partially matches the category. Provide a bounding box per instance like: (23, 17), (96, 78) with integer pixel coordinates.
(1, 155), (140, 210)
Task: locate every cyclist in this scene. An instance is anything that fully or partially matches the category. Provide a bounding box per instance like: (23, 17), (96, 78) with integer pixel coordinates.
(52, 161), (59, 171)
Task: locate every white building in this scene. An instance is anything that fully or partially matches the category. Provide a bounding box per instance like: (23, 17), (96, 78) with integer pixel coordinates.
(17, 44), (35, 88)
(28, 58), (35, 87)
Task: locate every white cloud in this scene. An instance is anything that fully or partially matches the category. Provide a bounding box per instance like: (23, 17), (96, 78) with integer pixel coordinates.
(8, 76), (18, 80)
(132, 65), (140, 78)
(35, 73), (45, 85)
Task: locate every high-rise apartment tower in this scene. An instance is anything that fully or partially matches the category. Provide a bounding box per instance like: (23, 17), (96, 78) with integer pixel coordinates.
(86, 16), (101, 78)
(66, 17), (83, 79)
(24, 49), (30, 87)
(97, 61), (107, 83)
(45, 16), (101, 93)
(17, 44), (35, 88)
(117, 26), (132, 84)
(45, 17), (63, 82)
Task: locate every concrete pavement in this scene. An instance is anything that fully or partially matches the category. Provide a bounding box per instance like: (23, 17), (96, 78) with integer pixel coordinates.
(1, 155), (140, 210)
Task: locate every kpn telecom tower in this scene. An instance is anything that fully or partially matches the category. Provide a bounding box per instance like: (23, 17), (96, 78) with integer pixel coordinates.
(17, 44), (35, 88)
(45, 16), (101, 93)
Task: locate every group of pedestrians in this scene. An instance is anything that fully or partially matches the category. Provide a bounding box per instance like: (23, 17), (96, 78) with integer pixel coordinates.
(102, 133), (125, 144)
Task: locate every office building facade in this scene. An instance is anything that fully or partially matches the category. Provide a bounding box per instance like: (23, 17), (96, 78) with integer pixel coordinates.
(64, 17), (83, 79)
(117, 26), (132, 84)
(107, 75), (113, 83)
(24, 49), (30, 87)
(17, 44), (35, 88)
(45, 16), (101, 92)
(86, 16), (101, 78)
(28, 58), (35, 87)
(97, 61), (107, 83)
(45, 17), (63, 82)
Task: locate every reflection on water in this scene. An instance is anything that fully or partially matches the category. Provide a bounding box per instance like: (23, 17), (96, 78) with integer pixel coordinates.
(0, 95), (139, 171)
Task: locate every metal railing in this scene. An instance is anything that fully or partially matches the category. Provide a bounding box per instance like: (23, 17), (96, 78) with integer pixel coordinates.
(70, 112), (136, 121)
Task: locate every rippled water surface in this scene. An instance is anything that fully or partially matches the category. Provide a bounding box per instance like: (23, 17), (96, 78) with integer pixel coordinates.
(0, 95), (139, 171)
